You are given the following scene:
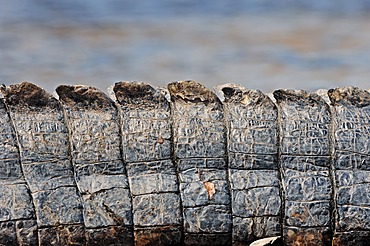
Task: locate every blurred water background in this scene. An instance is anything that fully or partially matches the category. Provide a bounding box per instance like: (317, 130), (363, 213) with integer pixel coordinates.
(1, 0), (370, 93)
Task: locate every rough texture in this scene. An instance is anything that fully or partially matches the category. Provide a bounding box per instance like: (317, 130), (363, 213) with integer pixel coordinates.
(216, 84), (281, 244)
(328, 87), (370, 245)
(274, 89), (333, 246)
(56, 85), (133, 245)
(0, 96), (38, 245)
(169, 81), (232, 245)
(113, 81), (182, 245)
(0, 82), (370, 246)
(3, 82), (84, 245)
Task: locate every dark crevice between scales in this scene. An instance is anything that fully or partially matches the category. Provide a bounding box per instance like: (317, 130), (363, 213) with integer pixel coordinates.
(0, 81), (369, 245)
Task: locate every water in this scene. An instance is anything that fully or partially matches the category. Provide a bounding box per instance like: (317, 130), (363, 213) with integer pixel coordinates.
(1, 0), (370, 93)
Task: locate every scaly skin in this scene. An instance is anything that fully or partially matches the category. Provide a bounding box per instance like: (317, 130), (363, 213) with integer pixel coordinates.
(0, 81), (369, 246)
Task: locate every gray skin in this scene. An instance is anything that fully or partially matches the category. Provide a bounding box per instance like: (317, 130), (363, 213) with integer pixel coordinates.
(0, 81), (369, 246)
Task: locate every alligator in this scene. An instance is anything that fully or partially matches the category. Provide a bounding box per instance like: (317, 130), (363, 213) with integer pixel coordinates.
(0, 80), (369, 246)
